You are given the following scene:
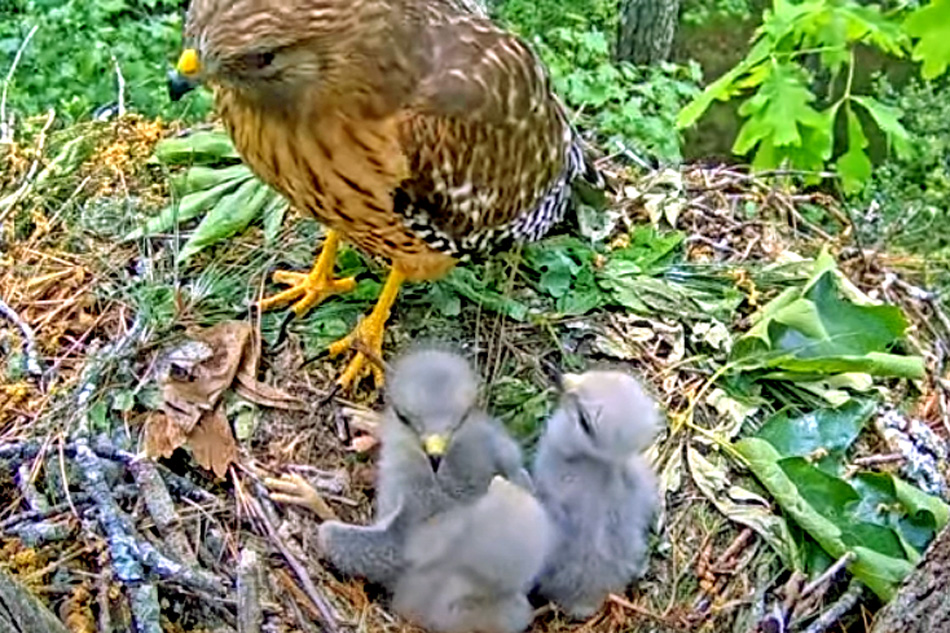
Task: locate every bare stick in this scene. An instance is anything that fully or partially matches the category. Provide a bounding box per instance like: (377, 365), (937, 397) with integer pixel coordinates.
(801, 551), (855, 599)
(237, 548), (263, 633)
(130, 460), (197, 566)
(803, 580), (864, 633)
(0, 24), (38, 143)
(111, 55), (126, 118)
(0, 298), (42, 378)
(248, 492), (339, 633)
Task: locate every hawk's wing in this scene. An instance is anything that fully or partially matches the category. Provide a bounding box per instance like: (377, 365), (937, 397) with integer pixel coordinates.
(394, 7), (574, 245)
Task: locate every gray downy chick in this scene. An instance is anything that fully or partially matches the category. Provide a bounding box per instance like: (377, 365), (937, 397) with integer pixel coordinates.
(532, 370), (661, 618)
(320, 347), (530, 587)
(394, 476), (555, 633)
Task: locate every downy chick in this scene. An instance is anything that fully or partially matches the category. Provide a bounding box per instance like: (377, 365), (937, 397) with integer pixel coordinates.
(394, 476), (555, 633)
(532, 370), (661, 618)
(320, 347), (530, 587)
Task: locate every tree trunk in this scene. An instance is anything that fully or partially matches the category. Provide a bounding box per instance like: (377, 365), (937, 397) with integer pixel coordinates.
(616, 0), (681, 65)
(0, 569), (70, 633)
(869, 525), (950, 633)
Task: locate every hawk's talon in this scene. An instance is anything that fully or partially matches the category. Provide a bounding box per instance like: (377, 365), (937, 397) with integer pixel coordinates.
(327, 267), (406, 391)
(328, 314), (387, 390)
(258, 230), (355, 317)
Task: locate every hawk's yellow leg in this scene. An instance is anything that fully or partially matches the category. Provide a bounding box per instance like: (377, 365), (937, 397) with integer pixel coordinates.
(258, 230), (357, 316)
(329, 266), (406, 390)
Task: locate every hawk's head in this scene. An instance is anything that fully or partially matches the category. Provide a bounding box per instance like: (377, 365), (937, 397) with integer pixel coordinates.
(168, 0), (388, 103)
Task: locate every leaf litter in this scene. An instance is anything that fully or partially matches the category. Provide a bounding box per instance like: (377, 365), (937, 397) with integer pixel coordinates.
(145, 321), (305, 477)
(0, 117), (948, 633)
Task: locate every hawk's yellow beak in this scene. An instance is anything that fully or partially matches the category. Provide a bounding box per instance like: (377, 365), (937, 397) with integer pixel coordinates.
(177, 48), (201, 76)
(422, 434), (448, 456)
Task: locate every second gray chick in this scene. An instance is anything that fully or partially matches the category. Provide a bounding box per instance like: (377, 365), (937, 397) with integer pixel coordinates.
(320, 347), (531, 587)
(532, 370), (661, 618)
(394, 475), (555, 633)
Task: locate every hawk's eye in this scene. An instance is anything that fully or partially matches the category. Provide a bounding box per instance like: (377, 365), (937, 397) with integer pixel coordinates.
(243, 51), (275, 70)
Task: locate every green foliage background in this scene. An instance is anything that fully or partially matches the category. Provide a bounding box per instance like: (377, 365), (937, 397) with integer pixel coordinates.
(0, 0), (210, 121)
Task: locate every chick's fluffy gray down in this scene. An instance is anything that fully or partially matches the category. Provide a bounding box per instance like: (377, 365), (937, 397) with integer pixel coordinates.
(319, 348), (530, 587)
(533, 371), (661, 618)
(394, 476), (555, 633)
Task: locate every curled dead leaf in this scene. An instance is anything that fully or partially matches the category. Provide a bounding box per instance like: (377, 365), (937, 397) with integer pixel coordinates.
(143, 320), (304, 477)
(189, 407), (238, 479)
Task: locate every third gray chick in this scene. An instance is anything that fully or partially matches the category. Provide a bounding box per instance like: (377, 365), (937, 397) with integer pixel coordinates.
(532, 370), (661, 618)
(320, 347), (531, 587)
(394, 475), (555, 633)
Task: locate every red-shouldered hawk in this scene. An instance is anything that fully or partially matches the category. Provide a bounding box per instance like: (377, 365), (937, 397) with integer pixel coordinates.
(169, 0), (604, 389)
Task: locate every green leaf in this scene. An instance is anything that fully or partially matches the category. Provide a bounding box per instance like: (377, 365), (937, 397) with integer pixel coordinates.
(733, 62), (825, 154)
(836, 107), (872, 194)
(851, 95), (911, 160)
(123, 172), (253, 241)
(733, 254), (924, 379)
(443, 267), (529, 322)
(755, 400), (874, 471)
(177, 178), (273, 262)
(735, 437), (914, 600)
(169, 165), (252, 196)
(687, 445), (802, 570)
(262, 195), (289, 244)
(676, 38), (772, 129)
(903, 0), (950, 79)
(153, 131), (242, 165)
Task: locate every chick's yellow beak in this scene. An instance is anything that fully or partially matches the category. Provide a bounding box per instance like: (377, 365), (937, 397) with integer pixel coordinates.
(176, 48), (201, 76)
(422, 434), (448, 456)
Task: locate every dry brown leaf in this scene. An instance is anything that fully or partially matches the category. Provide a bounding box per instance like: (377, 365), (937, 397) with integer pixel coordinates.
(234, 379), (306, 410)
(161, 321), (252, 432)
(189, 406), (238, 478)
(144, 320), (300, 476)
(142, 411), (187, 459)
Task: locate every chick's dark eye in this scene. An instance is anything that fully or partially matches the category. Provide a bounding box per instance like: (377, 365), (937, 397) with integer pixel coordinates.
(394, 408), (413, 427)
(577, 407), (594, 437)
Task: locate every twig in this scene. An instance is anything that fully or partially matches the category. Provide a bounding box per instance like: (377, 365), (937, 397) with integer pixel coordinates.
(111, 54), (126, 118)
(130, 460), (197, 566)
(73, 440), (162, 633)
(0, 297), (43, 378)
(852, 453), (906, 467)
(800, 552), (855, 599)
(248, 490), (339, 633)
(802, 580), (864, 633)
(237, 548), (263, 633)
(0, 23), (38, 143)
(97, 569), (114, 633)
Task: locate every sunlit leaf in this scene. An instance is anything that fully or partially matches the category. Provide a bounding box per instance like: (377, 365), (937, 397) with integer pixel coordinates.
(177, 179), (272, 261)
(836, 107), (872, 194)
(903, 0), (950, 79)
(755, 399), (874, 473)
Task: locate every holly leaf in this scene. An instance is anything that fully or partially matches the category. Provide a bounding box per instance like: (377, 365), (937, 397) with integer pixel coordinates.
(904, 0), (950, 79)
(734, 251), (924, 379)
(836, 107), (872, 194)
(755, 399), (875, 473)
